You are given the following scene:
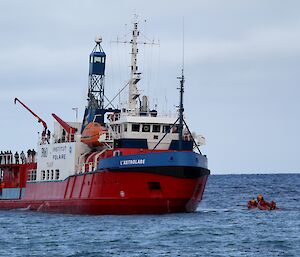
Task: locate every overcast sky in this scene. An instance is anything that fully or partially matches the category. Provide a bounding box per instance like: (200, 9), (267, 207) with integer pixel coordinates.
(0, 1), (299, 174)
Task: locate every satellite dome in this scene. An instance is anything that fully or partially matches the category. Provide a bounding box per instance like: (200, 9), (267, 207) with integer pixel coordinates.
(95, 36), (102, 44)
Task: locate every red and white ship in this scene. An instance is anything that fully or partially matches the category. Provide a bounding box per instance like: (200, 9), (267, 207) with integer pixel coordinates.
(0, 19), (210, 214)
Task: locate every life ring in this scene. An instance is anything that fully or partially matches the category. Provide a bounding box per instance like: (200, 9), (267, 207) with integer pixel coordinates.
(143, 125), (150, 132)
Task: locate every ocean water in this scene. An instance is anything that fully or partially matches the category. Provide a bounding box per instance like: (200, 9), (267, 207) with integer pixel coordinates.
(0, 174), (299, 257)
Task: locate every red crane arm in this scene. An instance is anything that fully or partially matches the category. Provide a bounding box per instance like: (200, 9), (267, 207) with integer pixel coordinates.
(14, 98), (48, 130)
(52, 113), (76, 135)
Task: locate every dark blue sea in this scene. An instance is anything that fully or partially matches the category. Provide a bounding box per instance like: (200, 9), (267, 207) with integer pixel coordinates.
(0, 174), (299, 257)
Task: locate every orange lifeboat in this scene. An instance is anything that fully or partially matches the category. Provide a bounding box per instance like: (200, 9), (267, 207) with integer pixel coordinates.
(81, 122), (106, 147)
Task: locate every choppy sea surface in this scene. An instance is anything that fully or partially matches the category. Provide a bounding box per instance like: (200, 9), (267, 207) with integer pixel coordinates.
(0, 174), (299, 257)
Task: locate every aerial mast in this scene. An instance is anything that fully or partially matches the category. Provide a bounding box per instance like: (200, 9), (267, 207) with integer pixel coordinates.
(128, 15), (141, 113)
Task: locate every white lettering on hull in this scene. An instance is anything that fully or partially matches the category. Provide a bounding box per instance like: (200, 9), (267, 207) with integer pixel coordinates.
(120, 159), (145, 166)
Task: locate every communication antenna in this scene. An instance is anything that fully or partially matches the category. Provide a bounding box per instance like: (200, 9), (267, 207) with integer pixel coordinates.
(182, 17), (185, 75)
(177, 17), (185, 150)
(110, 15), (159, 114)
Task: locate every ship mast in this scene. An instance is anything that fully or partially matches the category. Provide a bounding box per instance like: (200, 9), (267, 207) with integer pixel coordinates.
(178, 18), (185, 150)
(111, 16), (158, 114)
(178, 69), (184, 150)
(128, 16), (141, 113)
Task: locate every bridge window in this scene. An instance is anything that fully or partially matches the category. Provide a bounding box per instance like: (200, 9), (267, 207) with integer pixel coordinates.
(163, 125), (171, 133)
(123, 123), (127, 132)
(152, 124), (161, 133)
(142, 124), (150, 132)
(132, 123), (140, 132)
(94, 56), (101, 63)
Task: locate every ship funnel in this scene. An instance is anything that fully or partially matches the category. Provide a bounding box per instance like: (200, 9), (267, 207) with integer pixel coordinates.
(140, 95), (148, 113)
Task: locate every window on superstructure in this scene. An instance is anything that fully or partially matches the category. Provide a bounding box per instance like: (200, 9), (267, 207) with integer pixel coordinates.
(55, 169), (60, 180)
(123, 123), (127, 132)
(51, 170), (54, 180)
(94, 56), (101, 63)
(163, 125), (171, 133)
(132, 124), (140, 132)
(41, 170), (45, 180)
(152, 125), (161, 133)
(46, 170), (50, 180)
(33, 170), (37, 181)
(27, 170), (31, 181)
(142, 124), (150, 132)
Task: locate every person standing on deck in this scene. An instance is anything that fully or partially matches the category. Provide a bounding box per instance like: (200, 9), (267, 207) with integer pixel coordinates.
(10, 151), (13, 164)
(31, 149), (36, 163)
(14, 152), (19, 164)
(20, 151), (26, 164)
(3, 151), (7, 164)
(27, 149), (32, 163)
(7, 151), (11, 164)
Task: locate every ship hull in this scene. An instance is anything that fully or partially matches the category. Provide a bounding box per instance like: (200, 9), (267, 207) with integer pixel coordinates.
(0, 169), (209, 215)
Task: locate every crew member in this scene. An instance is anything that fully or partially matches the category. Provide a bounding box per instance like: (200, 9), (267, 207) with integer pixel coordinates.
(257, 194), (269, 210)
(247, 198), (257, 209)
(7, 151), (11, 164)
(20, 151), (26, 164)
(3, 151), (7, 164)
(14, 151), (19, 164)
(31, 149), (36, 163)
(27, 149), (32, 163)
(257, 194), (264, 202)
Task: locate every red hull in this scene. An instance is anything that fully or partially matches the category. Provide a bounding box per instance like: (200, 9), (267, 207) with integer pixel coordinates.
(0, 171), (208, 214)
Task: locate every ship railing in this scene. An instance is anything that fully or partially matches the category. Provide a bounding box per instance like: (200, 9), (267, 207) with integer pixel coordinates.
(119, 109), (178, 118)
(77, 152), (90, 174)
(78, 149), (107, 173)
(104, 124), (120, 141)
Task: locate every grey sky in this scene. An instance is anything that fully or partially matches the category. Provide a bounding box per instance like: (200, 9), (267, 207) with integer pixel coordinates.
(0, 1), (299, 174)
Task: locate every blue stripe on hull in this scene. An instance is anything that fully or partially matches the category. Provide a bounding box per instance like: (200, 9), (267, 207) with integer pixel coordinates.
(98, 151), (208, 170)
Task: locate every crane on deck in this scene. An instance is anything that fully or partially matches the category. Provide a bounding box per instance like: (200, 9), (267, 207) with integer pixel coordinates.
(14, 98), (48, 132)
